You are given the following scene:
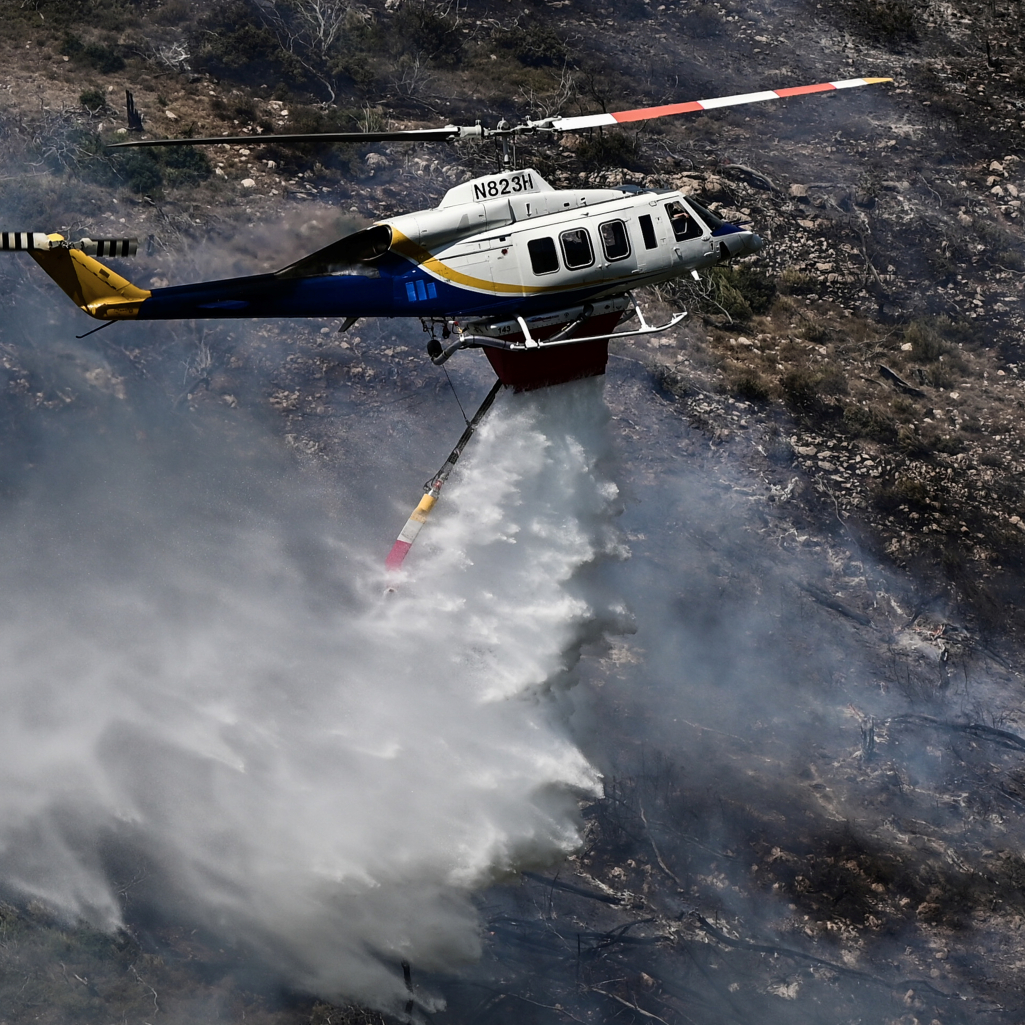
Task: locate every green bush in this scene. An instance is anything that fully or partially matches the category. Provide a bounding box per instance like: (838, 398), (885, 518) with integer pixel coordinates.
(82, 42), (125, 73)
(72, 129), (211, 193)
(903, 319), (951, 362)
(799, 321), (830, 343)
(331, 53), (376, 94)
(60, 30), (84, 56)
(62, 34), (125, 73)
(780, 364), (847, 411)
(711, 265), (776, 320)
(112, 149), (164, 193)
(192, 3), (282, 80)
(160, 145), (213, 187)
(79, 88), (107, 112)
(729, 369), (772, 403)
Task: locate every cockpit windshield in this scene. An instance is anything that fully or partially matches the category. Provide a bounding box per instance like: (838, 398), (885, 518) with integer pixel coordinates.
(683, 198), (726, 231)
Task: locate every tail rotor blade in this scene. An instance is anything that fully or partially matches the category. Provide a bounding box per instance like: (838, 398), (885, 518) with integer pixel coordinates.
(75, 238), (139, 257)
(1, 232), (53, 252)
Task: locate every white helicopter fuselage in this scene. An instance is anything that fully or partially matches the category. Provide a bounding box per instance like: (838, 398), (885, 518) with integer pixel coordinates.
(380, 168), (762, 327)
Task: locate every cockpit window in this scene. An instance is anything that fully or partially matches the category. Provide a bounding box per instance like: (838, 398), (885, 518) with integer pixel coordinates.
(560, 228), (594, 270)
(665, 201), (705, 242)
(528, 237), (560, 275)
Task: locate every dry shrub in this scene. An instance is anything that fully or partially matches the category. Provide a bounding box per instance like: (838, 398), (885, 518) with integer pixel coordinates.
(843, 404), (898, 443)
(873, 474), (934, 513)
(780, 364), (848, 411)
(904, 319), (952, 362)
(777, 267), (816, 295)
(724, 366), (771, 403)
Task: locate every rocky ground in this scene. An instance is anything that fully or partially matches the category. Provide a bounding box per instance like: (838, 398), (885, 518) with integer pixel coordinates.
(1, 0), (1025, 1021)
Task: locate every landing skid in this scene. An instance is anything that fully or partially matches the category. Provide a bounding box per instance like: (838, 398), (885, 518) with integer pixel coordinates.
(428, 293), (686, 367)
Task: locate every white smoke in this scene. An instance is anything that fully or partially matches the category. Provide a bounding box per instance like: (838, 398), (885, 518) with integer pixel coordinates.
(0, 375), (617, 1013)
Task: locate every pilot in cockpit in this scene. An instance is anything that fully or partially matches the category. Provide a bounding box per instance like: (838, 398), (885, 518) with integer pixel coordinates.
(665, 201), (702, 242)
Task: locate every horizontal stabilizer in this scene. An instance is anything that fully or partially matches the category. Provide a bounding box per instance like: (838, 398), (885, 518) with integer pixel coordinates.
(1, 234), (139, 257)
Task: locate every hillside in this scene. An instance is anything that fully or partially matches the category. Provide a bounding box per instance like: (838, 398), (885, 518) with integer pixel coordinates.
(1, 0), (1025, 1022)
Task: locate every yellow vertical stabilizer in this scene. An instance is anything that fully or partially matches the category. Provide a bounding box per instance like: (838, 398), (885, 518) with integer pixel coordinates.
(27, 234), (151, 319)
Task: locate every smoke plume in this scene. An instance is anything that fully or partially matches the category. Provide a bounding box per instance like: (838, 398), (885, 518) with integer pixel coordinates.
(0, 358), (617, 1013)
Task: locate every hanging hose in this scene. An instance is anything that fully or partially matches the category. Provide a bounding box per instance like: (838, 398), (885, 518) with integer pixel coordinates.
(385, 379), (503, 570)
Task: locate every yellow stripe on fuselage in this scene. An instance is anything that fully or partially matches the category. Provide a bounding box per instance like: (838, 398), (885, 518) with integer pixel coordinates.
(389, 228), (591, 297)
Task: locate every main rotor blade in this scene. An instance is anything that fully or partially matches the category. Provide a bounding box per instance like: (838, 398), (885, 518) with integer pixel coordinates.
(107, 125), (479, 149)
(539, 77), (892, 132)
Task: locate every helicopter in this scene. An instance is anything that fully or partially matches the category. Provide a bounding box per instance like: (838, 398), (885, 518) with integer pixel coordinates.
(2, 76), (890, 394)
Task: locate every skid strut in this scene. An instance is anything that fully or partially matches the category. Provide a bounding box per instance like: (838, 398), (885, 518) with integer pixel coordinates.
(385, 379), (504, 570)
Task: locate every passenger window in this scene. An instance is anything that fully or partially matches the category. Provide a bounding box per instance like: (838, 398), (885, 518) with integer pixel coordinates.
(665, 201), (704, 242)
(638, 214), (658, 250)
(599, 220), (631, 261)
(528, 237), (559, 275)
(560, 228), (594, 270)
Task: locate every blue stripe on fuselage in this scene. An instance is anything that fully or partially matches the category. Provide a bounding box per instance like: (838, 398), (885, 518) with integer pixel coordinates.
(134, 257), (614, 323)
(138, 271), (398, 320)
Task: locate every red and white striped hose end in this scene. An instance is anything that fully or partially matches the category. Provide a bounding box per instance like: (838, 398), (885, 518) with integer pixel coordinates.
(385, 492), (438, 571)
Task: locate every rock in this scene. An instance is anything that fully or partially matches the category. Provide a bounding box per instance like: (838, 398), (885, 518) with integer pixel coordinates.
(702, 175), (731, 201)
(365, 152), (389, 169)
(165, 110), (178, 120)
(241, 178), (256, 188)
(789, 183), (809, 199)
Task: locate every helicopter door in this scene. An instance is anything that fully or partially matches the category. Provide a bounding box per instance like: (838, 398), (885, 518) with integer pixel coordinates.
(598, 218), (638, 286)
(665, 200), (715, 265)
(632, 209), (665, 276)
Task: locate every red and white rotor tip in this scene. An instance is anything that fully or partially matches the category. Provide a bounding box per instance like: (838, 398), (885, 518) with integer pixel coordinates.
(544, 77), (893, 132)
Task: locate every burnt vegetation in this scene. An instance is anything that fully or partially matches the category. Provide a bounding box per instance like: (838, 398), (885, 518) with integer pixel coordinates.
(1, 0), (1025, 1021)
